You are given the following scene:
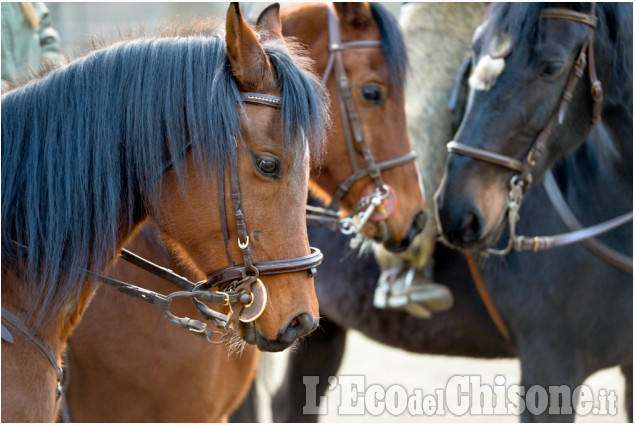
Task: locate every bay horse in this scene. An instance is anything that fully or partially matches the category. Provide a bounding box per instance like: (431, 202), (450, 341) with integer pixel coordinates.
(62, 2), (424, 422)
(1, 3), (330, 422)
(240, 2), (633, 423)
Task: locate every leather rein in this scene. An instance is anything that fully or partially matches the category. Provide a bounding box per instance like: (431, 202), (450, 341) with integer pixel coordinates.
(446, 4), (633, 273)
(1, 91), (324, 396)
(306, 6), (417, 239)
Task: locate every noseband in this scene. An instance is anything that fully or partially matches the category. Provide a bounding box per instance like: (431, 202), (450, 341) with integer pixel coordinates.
(306, 6), (417, 239)
(1, 90), (324, 395)
(445, 4), (633, 272)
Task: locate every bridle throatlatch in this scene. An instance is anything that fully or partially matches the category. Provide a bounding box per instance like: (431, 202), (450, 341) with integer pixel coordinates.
(446, 4), (633, 273)
(305, 5), (417, 244)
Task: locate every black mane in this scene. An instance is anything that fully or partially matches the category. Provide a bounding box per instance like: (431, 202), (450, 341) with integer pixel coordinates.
(370, 3), (408, 93)
(1, 20), (329, 325)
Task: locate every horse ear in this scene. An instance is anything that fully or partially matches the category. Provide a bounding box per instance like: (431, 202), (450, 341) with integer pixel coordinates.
(256, 3), (283, 42)
(225, 2), (275, 91)
(333, 2), (373, 27)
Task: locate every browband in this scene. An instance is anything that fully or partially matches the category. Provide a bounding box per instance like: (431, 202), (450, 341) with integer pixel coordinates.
(240, 92), (282, 108)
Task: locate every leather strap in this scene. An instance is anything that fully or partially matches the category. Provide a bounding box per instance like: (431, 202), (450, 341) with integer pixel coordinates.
(1, 307), (64, 394)
(464, 254), (511, 341)
(514, 212), (633, 253)
(217, 165), (234, 267)
(447, 141), (523, 172)
(119, 248), (198, 291)
(227, 142), (258, 278)
(540, 170), (633, 273)
(540, 8), (598, 28)
(331, 151), (417, 207)
(206, 247), (323, 288)
(306, 205), (343, 231)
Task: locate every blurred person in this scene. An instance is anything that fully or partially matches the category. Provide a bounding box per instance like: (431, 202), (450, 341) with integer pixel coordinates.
(2, 2), (66, 92)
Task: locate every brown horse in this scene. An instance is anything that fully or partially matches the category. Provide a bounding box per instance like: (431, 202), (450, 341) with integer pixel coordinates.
(63, 2), (424, 422)
(1, 3), (329, 422)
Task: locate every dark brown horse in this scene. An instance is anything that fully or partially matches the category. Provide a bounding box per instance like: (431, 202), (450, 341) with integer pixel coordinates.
(62, 2), (424, 422)
(1, 3), (330, 421)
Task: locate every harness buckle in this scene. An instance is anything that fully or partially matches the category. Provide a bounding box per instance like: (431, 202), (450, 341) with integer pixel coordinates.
(526, 148), (537, 166)
(591, 80), (603, 100)
(215, 291), (231, 306)
(188, 321), (208, 333)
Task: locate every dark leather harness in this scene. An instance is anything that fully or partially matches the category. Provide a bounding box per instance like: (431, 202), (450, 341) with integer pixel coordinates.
(1, 91), (324, 399)
(306, 6), (417, 238)
(447, 4), (633, 273)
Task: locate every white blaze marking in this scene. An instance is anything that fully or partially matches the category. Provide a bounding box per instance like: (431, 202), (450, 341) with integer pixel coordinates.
(468, 54), (505, 91)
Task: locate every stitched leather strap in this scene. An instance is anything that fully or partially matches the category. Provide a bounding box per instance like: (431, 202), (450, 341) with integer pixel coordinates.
(206, 247), (323, 288)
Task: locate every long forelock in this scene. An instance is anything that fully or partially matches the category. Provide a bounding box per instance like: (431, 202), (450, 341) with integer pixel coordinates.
(369, 2), (407, 94)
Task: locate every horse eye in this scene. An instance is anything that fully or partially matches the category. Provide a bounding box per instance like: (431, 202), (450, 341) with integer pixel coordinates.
(542, 61), (564, 77)
(360, 85), (383, 105)
(256, 157), (279, 176)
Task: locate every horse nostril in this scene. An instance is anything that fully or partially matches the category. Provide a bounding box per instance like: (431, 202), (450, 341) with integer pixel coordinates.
(459, 210), (483, 244)
(412, 210), (427, 234)
(279, 313), (315, 343)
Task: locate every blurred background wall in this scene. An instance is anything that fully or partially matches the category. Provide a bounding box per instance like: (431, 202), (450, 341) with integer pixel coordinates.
(46, 2), (401, 56)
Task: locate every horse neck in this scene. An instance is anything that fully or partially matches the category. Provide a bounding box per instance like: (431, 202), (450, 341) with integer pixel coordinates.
(556, 121), (632, 230)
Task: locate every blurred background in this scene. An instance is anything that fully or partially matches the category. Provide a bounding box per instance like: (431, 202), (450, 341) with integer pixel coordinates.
(47, 2), (401, 56)
(38, 2), (628, 422)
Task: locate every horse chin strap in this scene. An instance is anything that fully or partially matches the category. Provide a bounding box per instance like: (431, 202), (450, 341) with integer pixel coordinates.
(306, 5), (417, 244)
(447, 4), (633, 273)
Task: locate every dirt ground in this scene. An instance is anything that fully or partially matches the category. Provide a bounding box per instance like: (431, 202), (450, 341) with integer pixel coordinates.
(260, 330), (628, 423)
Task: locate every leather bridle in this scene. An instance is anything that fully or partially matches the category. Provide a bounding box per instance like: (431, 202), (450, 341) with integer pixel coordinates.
(306, 6), (417, 239)
(93, 91), (324, 340)
(1, 90), (324, 395)
(446, 4), (633, 272)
